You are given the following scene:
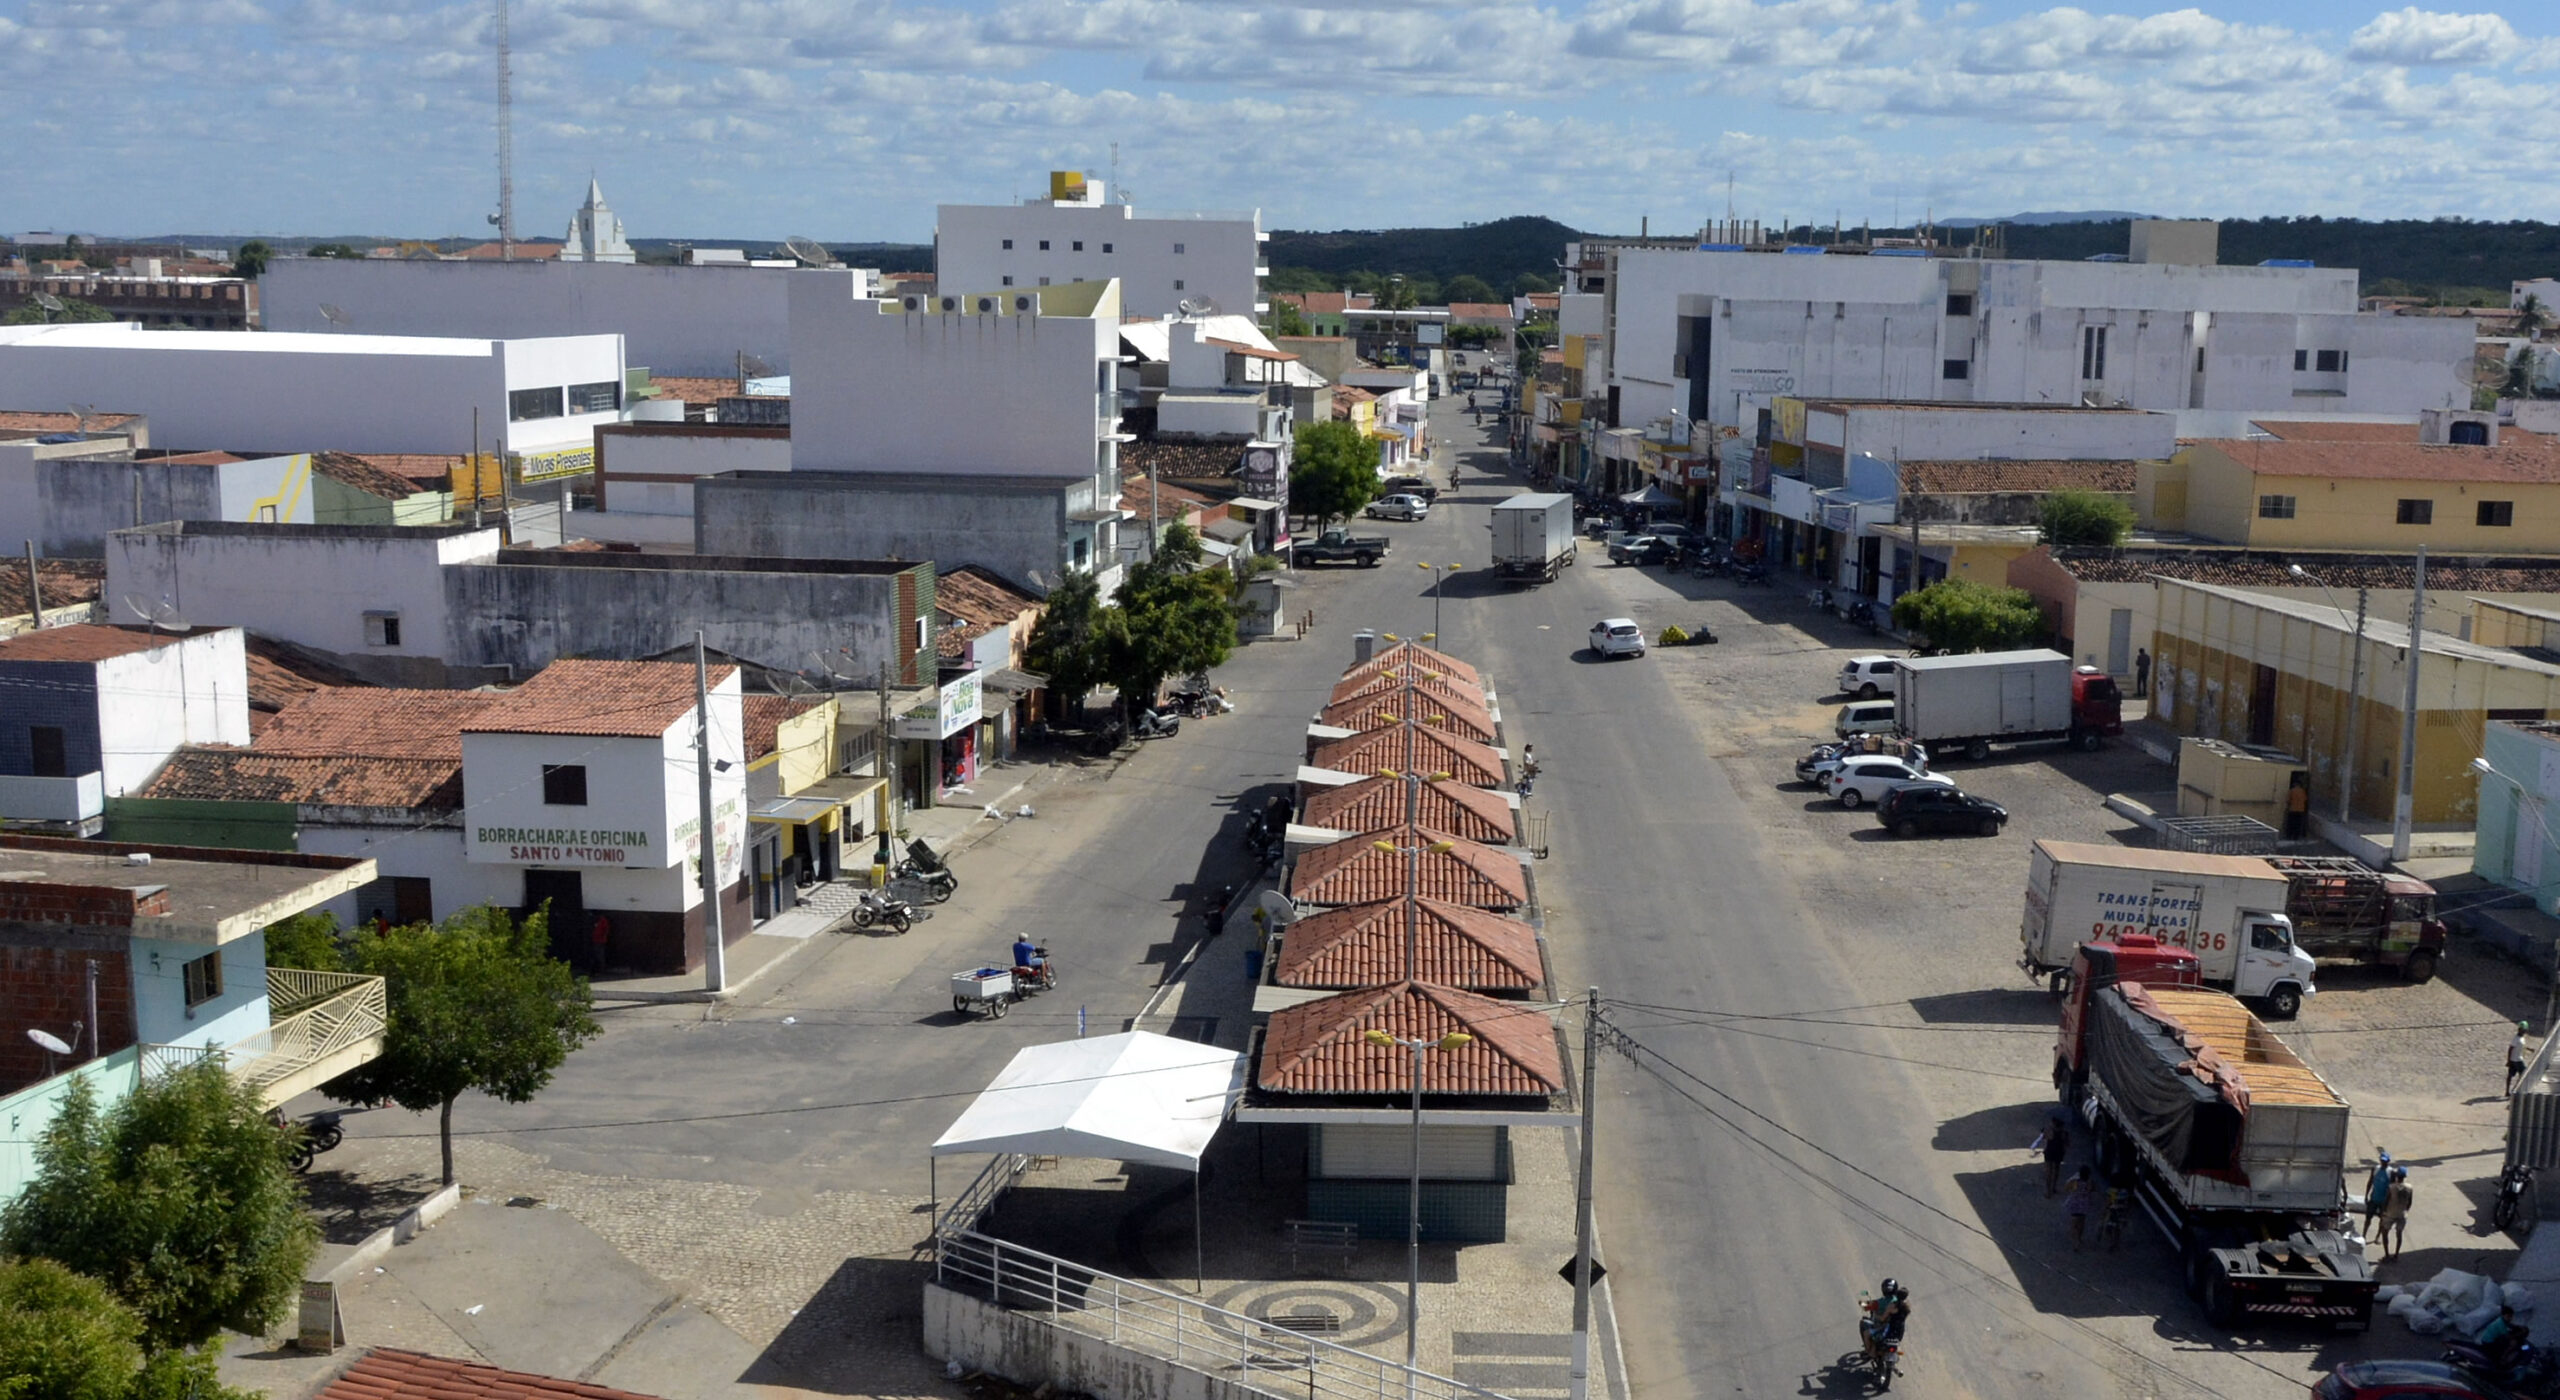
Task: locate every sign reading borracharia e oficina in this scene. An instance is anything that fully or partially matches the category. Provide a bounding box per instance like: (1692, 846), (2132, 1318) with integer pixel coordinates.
(470, 822), (655, 866)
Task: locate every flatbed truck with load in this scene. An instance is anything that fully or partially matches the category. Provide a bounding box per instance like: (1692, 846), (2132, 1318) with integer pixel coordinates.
(1894, 649), (2121, 761)
(2054, 941), (2373, 1333)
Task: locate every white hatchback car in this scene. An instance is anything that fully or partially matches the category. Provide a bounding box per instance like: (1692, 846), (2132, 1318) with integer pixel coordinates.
(1837, 655), (1899, 699)
(1589, 618), (1647, 659)
(1824, 756), (1953, 809)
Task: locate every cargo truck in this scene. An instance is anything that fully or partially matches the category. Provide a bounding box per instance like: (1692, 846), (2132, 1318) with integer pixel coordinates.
(2263, 856), (2447, 982)
(1489, 493), (1579, 583)
(1893, 650), (2122, 761)
(2055, 972), (2373, 1333)
(2021, 840), (2319, 1016)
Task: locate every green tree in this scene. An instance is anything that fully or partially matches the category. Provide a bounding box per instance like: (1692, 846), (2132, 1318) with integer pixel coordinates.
(2507, 346), (2543, 400)
(2038, 489), (2136, 548)
(1268, 299), (1311, 337)
(1103, 525), (1237, 716)
(2, 296), (113, 325)
(231, 240), (272, 279)
(263, 910), (345, 971)
(1510, 271), (1557, 296)
(1024, 568), (1108, 719)
(1290, 420), (1380, 527)
(1442, 274), (1497, 304)
(307, 243), (362, 259)
(1890, 579), (2048, 655)
(1, 1062), (317, 1352)
(331, 907), (600, 1186)
(0, 1256), (143, 1400)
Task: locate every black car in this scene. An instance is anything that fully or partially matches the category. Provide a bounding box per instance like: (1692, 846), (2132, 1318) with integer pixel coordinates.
(1876, 785), (2008, 838)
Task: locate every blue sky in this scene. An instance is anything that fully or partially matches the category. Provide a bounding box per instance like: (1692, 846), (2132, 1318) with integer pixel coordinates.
(6, 2), (2557, 241)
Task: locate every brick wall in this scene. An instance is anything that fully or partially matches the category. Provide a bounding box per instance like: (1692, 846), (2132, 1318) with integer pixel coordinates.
(0, 938), (136, 1093)
(0, 881), (160, 925)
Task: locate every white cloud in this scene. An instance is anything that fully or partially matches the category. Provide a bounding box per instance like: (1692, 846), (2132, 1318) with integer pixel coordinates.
(2347, 8), (2518, 66)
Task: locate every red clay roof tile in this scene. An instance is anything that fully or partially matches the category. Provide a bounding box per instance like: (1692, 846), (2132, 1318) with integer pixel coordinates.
(1300, 775), (1515, 844)
(2192, 437), (2560, 483)
(1328, 668), (1485, 712)
(1310, 724), (1505, 788)
(0, 622), (199, 663)
(741, 694), (821, 760)
(1340, 642), (1482, 690)
(316, 1347), (670, 1400)
(1899, 460), (2139, 494)
(1285, 823), (1525, 909)
(463, 659), (732, 737)
(1318, 690), (1498, 744)
(1274, 899), (1542, 991)
(1258, 982), (1563, 1096)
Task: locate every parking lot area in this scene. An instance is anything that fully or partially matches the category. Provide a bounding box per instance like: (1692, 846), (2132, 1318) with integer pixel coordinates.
(1582, 554), (2542, 1391)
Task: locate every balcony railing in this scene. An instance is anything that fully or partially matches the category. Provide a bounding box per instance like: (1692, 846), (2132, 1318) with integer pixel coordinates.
(142, 968), (388, 1108)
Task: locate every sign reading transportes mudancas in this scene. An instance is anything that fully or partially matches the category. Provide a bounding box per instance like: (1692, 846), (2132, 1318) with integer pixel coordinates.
(472, 824), (652, 866)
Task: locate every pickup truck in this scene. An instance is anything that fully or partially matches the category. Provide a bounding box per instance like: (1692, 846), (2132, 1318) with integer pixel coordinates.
(1296, 529), (1390, 568)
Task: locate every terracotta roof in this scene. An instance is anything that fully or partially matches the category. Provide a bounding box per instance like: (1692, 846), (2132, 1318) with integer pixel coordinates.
(1205, 337), (1298, 363)
(1257, 982), (1563, 1096)
(243, 637), (373, 722)
(2196, 438), (2560, 483)
(0, 622), (195, 664)
(2055, 550), (2560, 591)
(1286, 823), (1526, 909)
(1310, 724), (1505, 788)
(1273, 291), (1374, 316)
(1328, 669), (1485, 714)
(315, 1347), (669, 1400)
(463, 659), (732, 737)
(1446, 302), (1515, 320)
(1119, 477), (1222, 524)
(0, 557), (104, 616)
(343, 453), (468, 485)
(1301, 774), (1515, 844)
(0, 410), (139, 434)
(256, 688), (498, 759)
(1899, 460), (2139, 494)
(1524, 294), (1559, 310)
(1341, 642), (1481, 689)
(644, 376), (743, 408)
(936, 565), (1045, 625)
(1274, 899), (1542, 991)
(139, 749), (464, 810)
(1331, 385), (1378, 415)
(741, 694), (821, 760)
(1318, 690), (1498, 744)
(146, 450), (245, 466)
(1121, 439), (1241, 480)
(313, 451), (431, 499)
(456, 242), (563, 260)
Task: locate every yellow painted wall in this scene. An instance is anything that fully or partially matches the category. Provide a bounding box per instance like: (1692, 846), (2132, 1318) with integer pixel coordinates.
(2184, 442), (2560, 551)
(2136, 457), (2188, 532)
(1947, 540), (2036, 585)
(772, 698), (841, 796)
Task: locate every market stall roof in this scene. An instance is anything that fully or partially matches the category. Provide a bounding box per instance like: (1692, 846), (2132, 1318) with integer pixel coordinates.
(930, 1031), (1245, 1171)
(1619, 484), (1681, 507)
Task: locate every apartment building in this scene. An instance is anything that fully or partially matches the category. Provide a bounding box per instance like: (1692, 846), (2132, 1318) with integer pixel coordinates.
(936, 171), (1266, 320)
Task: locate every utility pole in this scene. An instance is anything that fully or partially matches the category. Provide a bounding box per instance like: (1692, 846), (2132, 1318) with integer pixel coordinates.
(1149, 461), (1160, 562)
(493, 0), (515, 260)
(2393, 547), (2429, 862)
(1569, 985), (1600, 1400)
(877, 659), (900, 873)
(471, 409), (485, 531)
(695, 632), (726, 994)
(2343, 588), (2368, 823)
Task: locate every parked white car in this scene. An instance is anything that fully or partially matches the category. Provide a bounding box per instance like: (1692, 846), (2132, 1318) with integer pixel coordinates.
(1834, 699), (1898, 739)
(1589, 618), (1647, 659)
(1837, 655), (1900, 700)
(1824, 756), (1954, 809)
(1367, 494), (1431, 522)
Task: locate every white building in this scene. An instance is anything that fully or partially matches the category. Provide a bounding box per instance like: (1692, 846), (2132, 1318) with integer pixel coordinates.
(0, 623), (248, 830)
(559, 178), (636, 263)
(1596, 224), (2473, 435)
(262, 254), (833, 379)
(570, 421), (791, 546)
(0, 323), (629, 459)
(936, 172), (1266, 320)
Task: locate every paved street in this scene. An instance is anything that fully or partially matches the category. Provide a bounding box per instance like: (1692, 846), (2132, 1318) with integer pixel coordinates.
(253, 378), (2535, 1400)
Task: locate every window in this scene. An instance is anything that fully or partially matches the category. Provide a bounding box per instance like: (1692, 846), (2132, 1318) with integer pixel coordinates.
(1173, 242), (1186, 254)
(181, 950), (223, 1008)
(1102, 242), (1113, 254)
(1174, 280), (1186, 291)
(2396, 498), (2433, 525)
(2481, 500), (2516, 527)
(1001, 275), (1014, 287)
(1944, 293), (1973, 316)
(363, 611), (401, 647)
(1941, 359), (1970, 381)
(1038, 239), (1050, 251)
(508, 386), (564, 421)
(567, 380), (621, 414)
(1072, 241), (1083, 251)
(2316, 349), (2344, 373)
(256, 504), (277, 523)
(28, 725), (66, 778)
(1001, 238), (1013, 250)
(541, 764), (588, 806)
(2258, 494), (2296, 519)
(2079, 326), (2107, 381)
(1039, 276), (1050, 286)
(2196, 348), (2205, 372)
(2250, 925), (2289, 952)
(2294, 349), (2309, 372)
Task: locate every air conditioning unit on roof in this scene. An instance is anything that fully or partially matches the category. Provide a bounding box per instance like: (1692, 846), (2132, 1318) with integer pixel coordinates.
(1011, 293), (1037, 316)
(901, 294), (924, 313)
(975, 295), (999, 314)
(938, 295), (961, 313)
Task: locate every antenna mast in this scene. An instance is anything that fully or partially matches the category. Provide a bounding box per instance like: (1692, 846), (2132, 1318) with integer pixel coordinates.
(494, 0), (515, 259)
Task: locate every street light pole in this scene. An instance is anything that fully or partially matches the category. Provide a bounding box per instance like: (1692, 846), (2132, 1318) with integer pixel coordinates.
(1569, 985), (1600, 1400)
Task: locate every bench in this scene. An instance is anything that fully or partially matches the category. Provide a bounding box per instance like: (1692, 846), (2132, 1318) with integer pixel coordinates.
(1285, 1219), (1358, 1274)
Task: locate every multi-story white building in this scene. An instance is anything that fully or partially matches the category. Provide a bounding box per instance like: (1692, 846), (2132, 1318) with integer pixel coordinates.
(0, 322), (629, 460)
(1594, 221), (2472, 435)
(936, 171), (1266, 320)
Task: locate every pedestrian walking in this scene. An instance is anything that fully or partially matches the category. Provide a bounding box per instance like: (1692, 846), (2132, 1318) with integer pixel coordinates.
(2134, 648), (2151, 699)
(2378, 1166), (2413, 1260)
(2362, 1151), (2394, 1234)
(2512, 1021), (2535, 1097)
(2041, 1112), (2072, 1197)
(590, 913), (613, 974)
(2285, 777), (2311, 840)
(2064, 1168), (2096, 1250)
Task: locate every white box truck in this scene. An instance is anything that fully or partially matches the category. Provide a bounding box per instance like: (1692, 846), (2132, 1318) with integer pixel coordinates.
(1489, 493), (1578, 584)
(2021, 840), (2318, 1015)
(1894, 649), (2122, 761)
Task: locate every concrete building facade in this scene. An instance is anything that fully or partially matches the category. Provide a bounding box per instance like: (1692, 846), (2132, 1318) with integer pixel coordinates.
(935, 172), (1266, 320)
(0, 624), (248, 832)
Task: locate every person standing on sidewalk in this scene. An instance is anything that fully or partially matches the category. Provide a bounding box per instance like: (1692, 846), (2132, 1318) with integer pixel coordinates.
(2042, 1112), (2072, 1197)
(2064, 1168), (2096, 1250)
(2362, 1151), (2394, 1234)
(2378, 1167), (2412, 1260)
(2134, 648), (2151, 699)
(2512, 1021), (2535, 1097)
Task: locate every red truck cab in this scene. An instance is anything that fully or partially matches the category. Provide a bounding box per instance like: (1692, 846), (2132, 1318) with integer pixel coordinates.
(2055, 933), (2202, 1097)
(2072, 666), (2124, 740)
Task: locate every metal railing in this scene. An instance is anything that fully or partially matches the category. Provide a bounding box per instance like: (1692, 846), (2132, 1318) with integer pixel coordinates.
(934, 1228), (1512, 1400)
(937, 1152), (1032, 1238)
(142, 969), (387, 1104)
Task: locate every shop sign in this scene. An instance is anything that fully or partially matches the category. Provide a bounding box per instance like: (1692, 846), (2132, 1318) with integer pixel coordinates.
(1686, 462), (1716, 482)
(517, 445), (596, 482)
(672, 796), (746, 881)
(899, 672), (982, 740)
(470, 822), (654, 866)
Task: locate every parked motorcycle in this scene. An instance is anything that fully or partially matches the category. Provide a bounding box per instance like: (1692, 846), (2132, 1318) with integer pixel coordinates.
(895, 838), (958, 902)
(2495, 1161), (2539, 1231)
(853, 887), (919, 934)
(274, 1109), (345, 1173)
(1845, 599), (1880, 633)
(1735, 561), (1771, 586)
(2442, 1338), (2554, 1393)
(1135, 707), (1182, 740)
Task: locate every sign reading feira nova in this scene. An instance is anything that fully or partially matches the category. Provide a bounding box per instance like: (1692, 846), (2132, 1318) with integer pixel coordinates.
(471, 824), (653, 865)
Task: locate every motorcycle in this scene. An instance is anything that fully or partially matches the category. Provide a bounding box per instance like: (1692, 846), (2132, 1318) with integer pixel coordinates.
(852, 886), (919, 934)
(1135, 707), (1182, 740)
(1012, 945), (1060, 996)
(1856, 1298), (1902, 1390)
(2495, 1161), (2539, 1231)
(1846, 599), (1880, 633)
(273, 1108), (346, 1173)
(1734, 561), (1771, 587)
(2442, 1338), (2553, 1392)
(895, 839), (958, 902)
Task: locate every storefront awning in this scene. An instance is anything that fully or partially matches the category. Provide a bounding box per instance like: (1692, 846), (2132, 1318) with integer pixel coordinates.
(1618, 484), (1681, 507)
(750, 774), (884, 824)
(1068, 507), (1124, 523)
(1228, 496), (1280, 512)
(980, 667), (1047, 696)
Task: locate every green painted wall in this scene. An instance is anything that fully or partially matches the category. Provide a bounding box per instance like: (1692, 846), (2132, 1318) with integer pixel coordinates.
(0, 1048), (140, 1206)
(104, 797), (296, 851)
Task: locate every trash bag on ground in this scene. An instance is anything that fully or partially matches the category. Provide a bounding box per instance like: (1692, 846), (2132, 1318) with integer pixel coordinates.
(2506, 1282), (2538, 1313)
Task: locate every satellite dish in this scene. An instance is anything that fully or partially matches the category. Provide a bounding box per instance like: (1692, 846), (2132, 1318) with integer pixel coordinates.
(25, 1029), (69, 1056)
(119, 593), (191, 633)
(1176, 298), (1206, 320)
(738, 353), (777, 380)
(318, 303), (348, 326)
(32, 292), (65, 315)
(781, 236), (833, 269)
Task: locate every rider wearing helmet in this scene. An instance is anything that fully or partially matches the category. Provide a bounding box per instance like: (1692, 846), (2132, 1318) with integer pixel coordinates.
(1862, 1279), (1911, 1362)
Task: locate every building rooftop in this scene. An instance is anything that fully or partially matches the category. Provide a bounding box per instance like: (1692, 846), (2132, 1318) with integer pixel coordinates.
(1309, 724), (1506, 789)
(1341, 641), (1483, 689)
(1272, 291), (1375, 316)
(2, 323), (524, 357)
(464, 658), (733, 737)
(1285, 823), (1526, 909)
(0, 622), (205, 664)
(2052, 548), (2560, 589)
(140, 749), (466, 811)
(316, 1347), (667, 1400)
(339, 453), (467, 485)
(1318, 689), (1499, 745)
(0, 557), (104, 617)
(1300, 774), (1515, 844)
(740, 694), (823, 761)
(1273, 899), (1543, 991)
(0, 833), (373, 944)
(1328, 668), (1485, 714)
(241, 638), (375, 729)
(1900, 460), (2140, 495)
(1257, 982), (1564, 1096)
(0, 409), (140, 435)
(2164, 578), (2560, 677)
(258, 688), (498, 760)
(1801, 397), (2146, 414)
(313, 451), (434, 499)
(2194, 437), (2560, 483)
(642, 376), (743, 408)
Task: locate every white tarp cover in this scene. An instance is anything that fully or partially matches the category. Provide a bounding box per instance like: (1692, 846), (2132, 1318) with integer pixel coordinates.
(930, 1031), (1245, 1172)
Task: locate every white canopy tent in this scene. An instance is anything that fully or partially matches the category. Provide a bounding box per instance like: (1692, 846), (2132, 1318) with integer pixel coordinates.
(931, 1030), (1247, 1287)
